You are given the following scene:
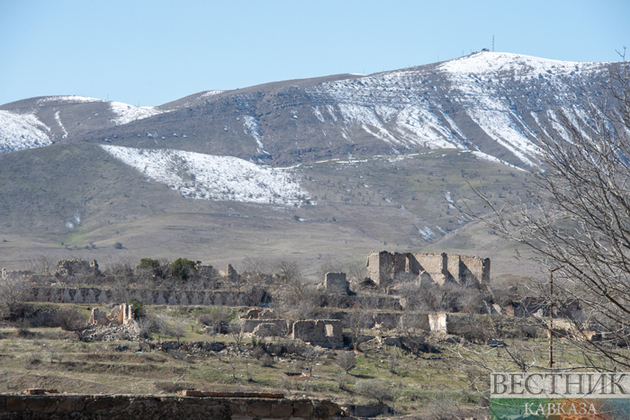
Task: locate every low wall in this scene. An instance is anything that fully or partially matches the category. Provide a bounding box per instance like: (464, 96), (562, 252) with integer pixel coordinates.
(26, 288), (253, 306)
(242, 319), (290, 335)
(0, 394), (342, 420)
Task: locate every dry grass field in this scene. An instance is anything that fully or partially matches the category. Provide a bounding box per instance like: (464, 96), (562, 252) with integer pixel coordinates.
(0, 301), (610, 418)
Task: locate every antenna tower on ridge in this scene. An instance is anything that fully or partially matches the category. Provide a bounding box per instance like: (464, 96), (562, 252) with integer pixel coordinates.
(492, 36), (495, 52)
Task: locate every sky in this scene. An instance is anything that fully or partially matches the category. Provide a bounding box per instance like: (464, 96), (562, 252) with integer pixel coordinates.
(1, 0), (628, 107)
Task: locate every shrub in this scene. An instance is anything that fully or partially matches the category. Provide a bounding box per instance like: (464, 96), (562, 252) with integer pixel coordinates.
(113, 242), (123, 249)
(138, 258), (160, 269)
(128, 299), (146, 319)
(56, 308), (86, 331)
(138, 258), (163, 278)
(17, 319), (32, 338)
(171, 258), (196, 281)
(258, 353), (274, 367)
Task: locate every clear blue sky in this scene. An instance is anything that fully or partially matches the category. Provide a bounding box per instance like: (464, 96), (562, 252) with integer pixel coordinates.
(1, 0), (628, 107)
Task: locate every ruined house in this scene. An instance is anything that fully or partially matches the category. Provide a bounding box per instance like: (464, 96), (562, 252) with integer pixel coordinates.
(55, 259), (101, 277)
(366, 251), (490, 289)
(88, 303), (135, 326)
(324, 272), (349, 294)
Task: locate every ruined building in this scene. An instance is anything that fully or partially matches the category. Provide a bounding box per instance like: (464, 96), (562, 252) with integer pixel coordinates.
(366, 251), (490, 289)
(88, 303), (135, 326)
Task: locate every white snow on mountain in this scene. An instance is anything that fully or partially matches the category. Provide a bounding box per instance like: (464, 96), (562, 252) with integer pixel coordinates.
(199, 90), (223, 99)
(437, 52), (594, 166)
(109, 102), (164, 125)
(243, 115), (269, 154)
(439, 51), (602, 78)
(36, 95), (103, 105)
(308, 51), (607, 167)
(308, 56), (491, 153)
(54, 111), (68, 139)
(418, 226), (437, 241)
(0, 110), (51, 154)
(100, 145), (310, 205)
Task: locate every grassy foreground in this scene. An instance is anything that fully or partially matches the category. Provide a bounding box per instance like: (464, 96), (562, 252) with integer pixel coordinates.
(0, 303), (610, 418)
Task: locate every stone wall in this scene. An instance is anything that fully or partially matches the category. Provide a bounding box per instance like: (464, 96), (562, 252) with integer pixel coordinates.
(366, 251), (390, 286)
(291, 319), (343, 349)
(324, 273), (349, 294)
(428, 313), (448, 333)
(242, 319), (290, 336)
(366, 251), (490, 289)
(0, 394), (342, 420)
(26, 288), (253, 306)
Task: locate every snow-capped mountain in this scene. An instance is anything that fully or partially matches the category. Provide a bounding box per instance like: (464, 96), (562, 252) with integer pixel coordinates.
(0, 52), (621, 274)
(0, 95), (173, 154)
(0, 52), (614, 169)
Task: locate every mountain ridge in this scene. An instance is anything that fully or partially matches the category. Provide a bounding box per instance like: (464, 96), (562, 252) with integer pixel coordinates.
(1, 52), (615, 167)
(0, 52), (619, 276)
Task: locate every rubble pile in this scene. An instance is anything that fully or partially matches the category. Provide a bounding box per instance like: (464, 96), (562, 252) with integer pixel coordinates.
(81, 321), (143, 342)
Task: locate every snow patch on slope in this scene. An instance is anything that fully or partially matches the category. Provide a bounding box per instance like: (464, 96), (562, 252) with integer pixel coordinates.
(200, 90), (223, 99)
(310, 66), (478, 152)
(307, 51), (607, 168)
(0, 111), (51, 154)
(437, 52), (590, 166)
(470, 151), (526, 171)
(54, 111), (68, 139)
(36, 95), (103, 105)
(440, 51), (602, 78)
(243, 116), (269, 154)
(109, 102), (164, 125)
(101, 145), (309, 205)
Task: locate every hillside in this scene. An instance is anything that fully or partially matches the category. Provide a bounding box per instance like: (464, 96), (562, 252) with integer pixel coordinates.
(0, 52), (616, 277)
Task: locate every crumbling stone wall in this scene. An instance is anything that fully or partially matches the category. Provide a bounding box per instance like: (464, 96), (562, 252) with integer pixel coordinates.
(366, 251), (490, 288)
(55, 259), (100, 277)
(291, 319), (343, 349)
(0, 394), (342, 419)
(324, 273), (349, 294)
(459, 255), (490, 286)
(88, 304), (134, 326)
(242, 319), (290, 336)
(366, 251), (392, 286)
(428, 313), (448, 333)
(26, 288), (254, 306)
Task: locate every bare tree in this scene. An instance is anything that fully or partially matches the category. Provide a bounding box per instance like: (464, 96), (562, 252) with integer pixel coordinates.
(346, 304), (371, 351)
(199, 306), (232, 336)
(355, 380), (393, 404)
(336, 351), (357, 374)
(0, 274), (29, 316)
(347, 260), (367, 284)
(461, 59), (630, 368)
(271, 260), (320, 316)
(229, 320), (245, 352)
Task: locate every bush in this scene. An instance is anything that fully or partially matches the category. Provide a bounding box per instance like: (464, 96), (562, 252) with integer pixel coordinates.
(128, 299), (146, 319)
(56, 308), (86, 332)
(171, 258), (196, 281)
(138, 258), (163, 278)
(258, 353), (274, 367)
(113, 242), (123, 249)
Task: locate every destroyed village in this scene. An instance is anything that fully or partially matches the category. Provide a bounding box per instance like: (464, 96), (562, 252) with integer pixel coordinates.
(0, 246), (603, 419)
(1, 4), (629, 419)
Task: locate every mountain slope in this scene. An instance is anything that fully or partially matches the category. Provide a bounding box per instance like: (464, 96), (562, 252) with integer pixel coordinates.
(0, 141), (532, 276)
(0, 52), (613, 169)
(0, 52), (617, 277)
